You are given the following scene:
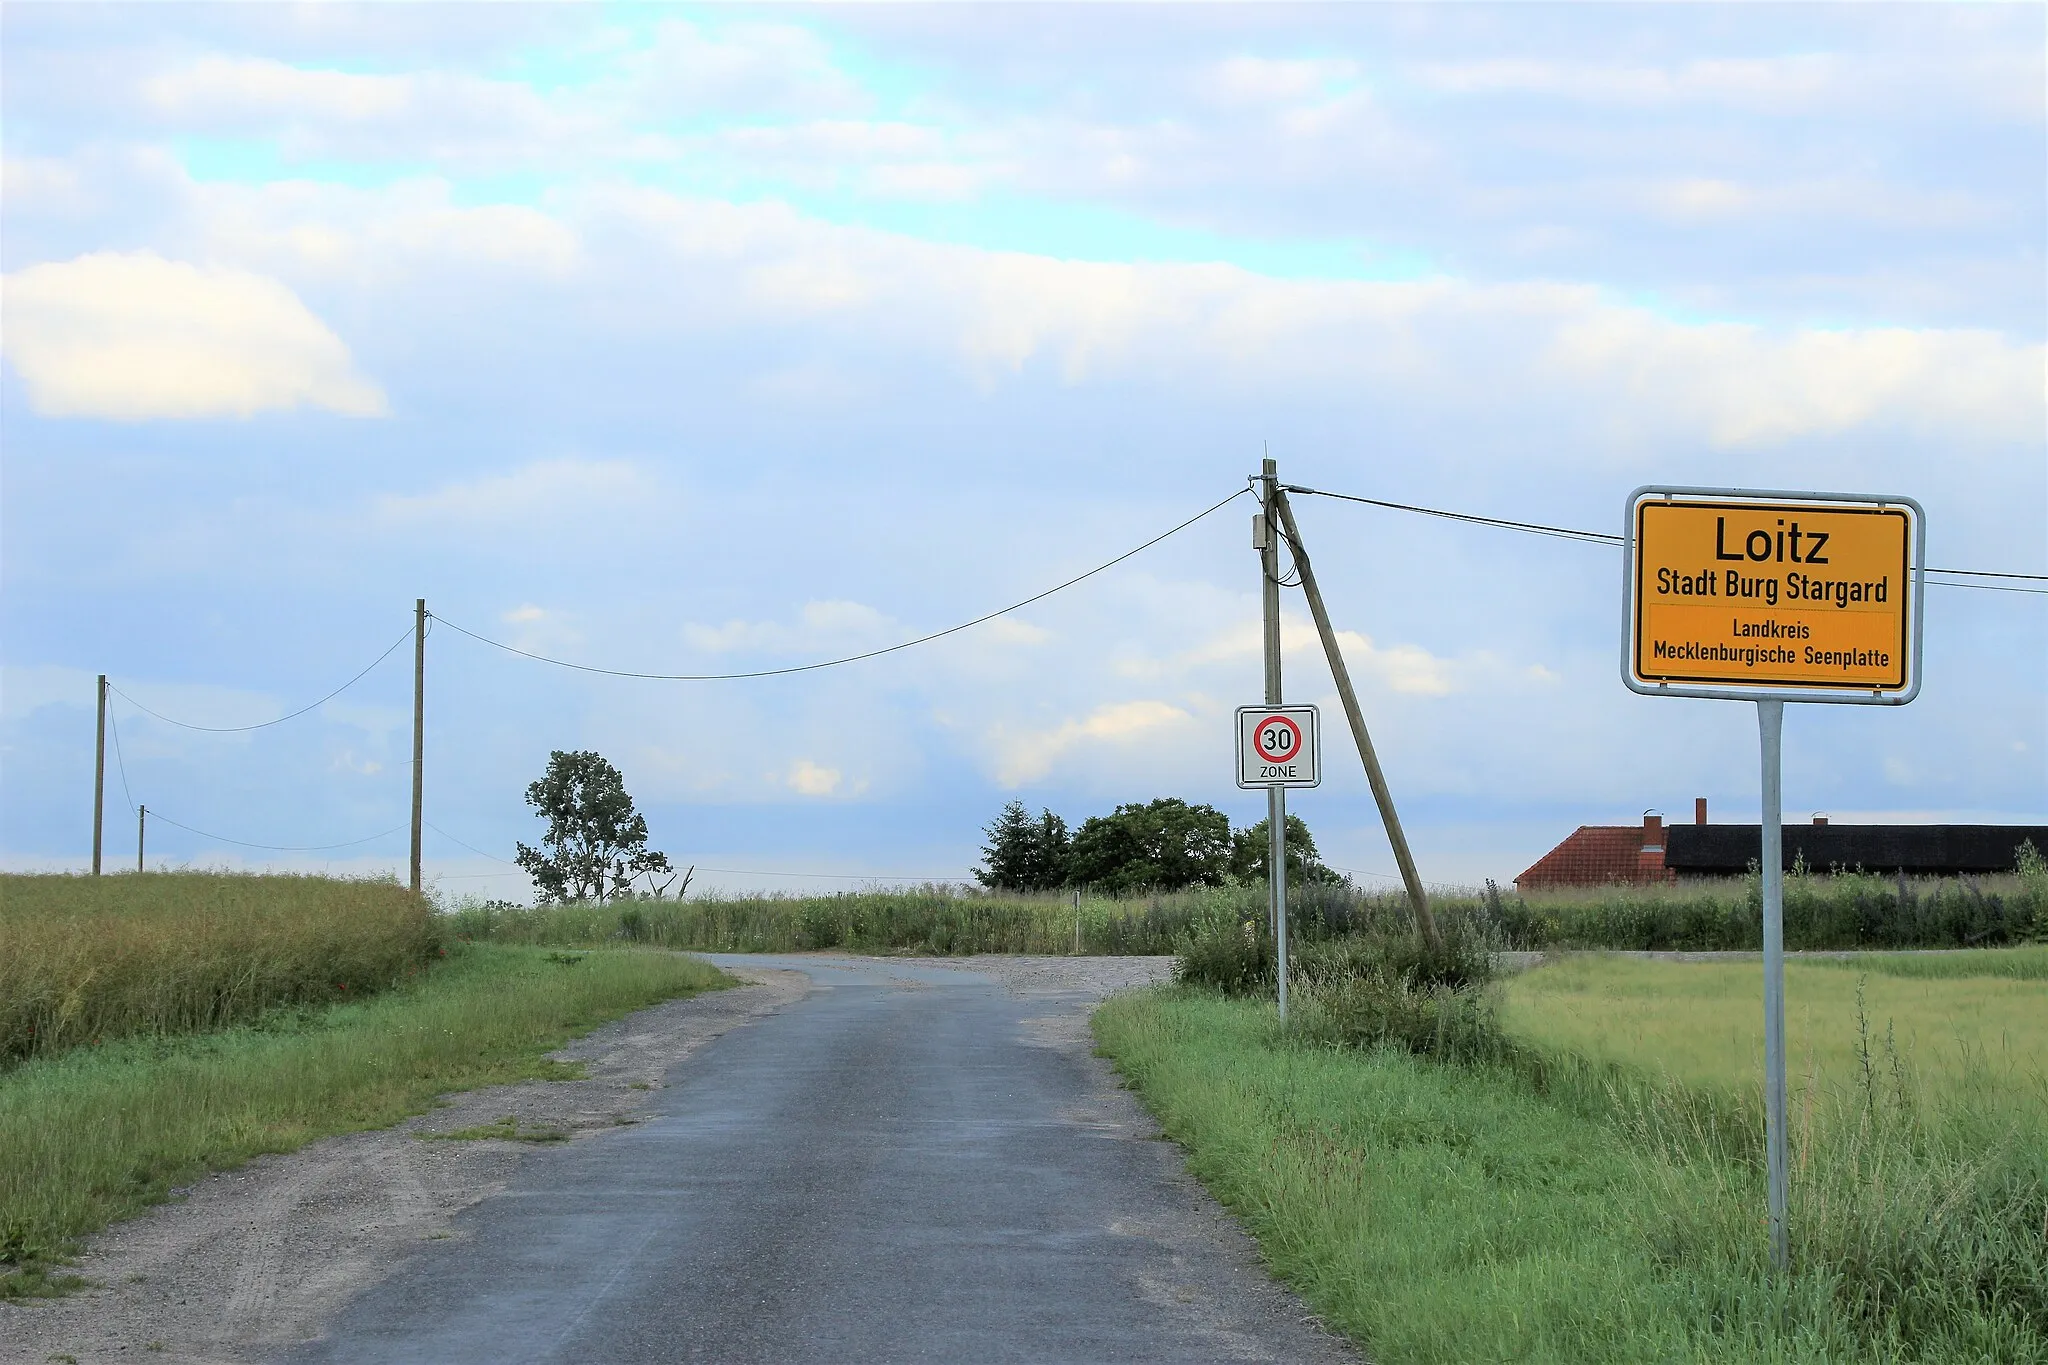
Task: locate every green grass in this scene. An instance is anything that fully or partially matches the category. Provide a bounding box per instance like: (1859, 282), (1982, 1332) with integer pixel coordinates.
(1, 872), (437, 1062)
(1503, 952), (2048, 1104)
(1095, 986), (2047, 1363)
(0, 943), (729, 1297)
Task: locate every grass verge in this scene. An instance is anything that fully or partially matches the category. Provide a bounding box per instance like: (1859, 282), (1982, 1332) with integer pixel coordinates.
(0, 944), (728, 1297)
(1094, 987), (2047, 1363)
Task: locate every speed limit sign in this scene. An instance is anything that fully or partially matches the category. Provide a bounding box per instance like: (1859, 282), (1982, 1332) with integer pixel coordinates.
(1235, 705), (1321, 788)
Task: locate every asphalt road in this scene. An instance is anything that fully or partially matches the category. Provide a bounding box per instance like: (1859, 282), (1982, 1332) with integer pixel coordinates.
(289, 956), (1353, 1364)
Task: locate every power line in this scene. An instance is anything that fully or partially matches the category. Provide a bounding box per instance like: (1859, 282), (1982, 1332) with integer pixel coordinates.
(143, 810), (409, 853)
(107, 713), (137, 815)
(108, 622), (418, 733)
(430, 488), (1252, 680)
(425, 820), (522, 866)
(1286, 484), (2048, 594)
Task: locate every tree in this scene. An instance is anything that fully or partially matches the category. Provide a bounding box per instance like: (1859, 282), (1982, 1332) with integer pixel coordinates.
(514, 750), (680, 904)
(1068, 798), (1231, 894)
(976, 801), (1071, 891)
(1229, 814), (1344, 886)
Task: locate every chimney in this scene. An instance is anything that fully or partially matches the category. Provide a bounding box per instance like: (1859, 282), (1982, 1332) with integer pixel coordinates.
(1638, 812), (1672, 883)
(1813, 814), (1828, 827)
(1695, 797), (1707, 825)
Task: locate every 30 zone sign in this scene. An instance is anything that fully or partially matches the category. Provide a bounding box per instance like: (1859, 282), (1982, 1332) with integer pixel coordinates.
(1236, 706), (1321, 788)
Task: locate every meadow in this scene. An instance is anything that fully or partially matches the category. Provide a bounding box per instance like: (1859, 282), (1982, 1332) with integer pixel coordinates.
(1096, 942), (2048, 1363)
(1, 873), (437, 1061)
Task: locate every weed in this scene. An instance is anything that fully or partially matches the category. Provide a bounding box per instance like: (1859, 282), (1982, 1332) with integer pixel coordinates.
(419, 1115), (570, 1143)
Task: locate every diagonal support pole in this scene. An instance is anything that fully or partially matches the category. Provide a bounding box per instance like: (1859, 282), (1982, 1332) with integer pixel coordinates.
(1272, 489), (1441, 952)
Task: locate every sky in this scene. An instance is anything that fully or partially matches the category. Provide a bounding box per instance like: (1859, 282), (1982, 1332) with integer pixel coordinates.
(3, 3), (2043, 900)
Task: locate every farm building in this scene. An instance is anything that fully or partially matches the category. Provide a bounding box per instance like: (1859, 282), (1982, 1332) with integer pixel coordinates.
(1515, 801), (2048, 890)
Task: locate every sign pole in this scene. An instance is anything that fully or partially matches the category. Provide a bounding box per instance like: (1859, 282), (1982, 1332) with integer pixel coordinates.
(1260, 457), (1288, 1020)
(1758, 698), (1789, 1273)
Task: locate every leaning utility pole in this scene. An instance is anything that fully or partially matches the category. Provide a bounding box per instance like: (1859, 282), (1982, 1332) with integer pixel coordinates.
(1272, 487), (1442, 953)
(410, 598), (426, 896)
(93, 674), (108, 876)
(1259, 458), (1290, 1019)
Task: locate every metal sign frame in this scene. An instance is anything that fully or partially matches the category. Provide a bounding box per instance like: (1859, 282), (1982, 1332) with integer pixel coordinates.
(1235, 704), (1321, 789)
(1621, 485), (1925, 706)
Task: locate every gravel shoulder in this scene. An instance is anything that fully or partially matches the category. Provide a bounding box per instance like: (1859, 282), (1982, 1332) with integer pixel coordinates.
(0, 966), (810, 1365)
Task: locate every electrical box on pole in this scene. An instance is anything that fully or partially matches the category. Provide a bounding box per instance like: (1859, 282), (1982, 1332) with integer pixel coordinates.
(1622, 485), (1924, 1275)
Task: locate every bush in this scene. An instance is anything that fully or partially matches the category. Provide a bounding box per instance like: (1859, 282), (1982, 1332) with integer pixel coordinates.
(1172, 910), (1273, 993)
(1288, 973), (1505, 1063)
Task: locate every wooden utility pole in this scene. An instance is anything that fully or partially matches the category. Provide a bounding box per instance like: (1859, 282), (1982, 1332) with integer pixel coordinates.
(1272, 488), (1442, 952)
(93, 674), (108, 876)
(410, 598), (426, 895)
(137, 805), (147, 873)
(1259, 457), (1289, 1018)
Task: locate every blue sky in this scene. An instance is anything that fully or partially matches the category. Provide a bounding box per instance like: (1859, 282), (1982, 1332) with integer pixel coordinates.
(3, 4), (2043, 897)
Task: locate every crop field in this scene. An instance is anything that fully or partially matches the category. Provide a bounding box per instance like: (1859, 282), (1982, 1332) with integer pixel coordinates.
(1096, 944), (2048, 1363)
(1502, 950), (2048, 1102)
(1, 872), (437, 1061)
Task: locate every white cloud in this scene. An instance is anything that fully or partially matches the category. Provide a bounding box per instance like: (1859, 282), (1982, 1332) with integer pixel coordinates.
(1199, 56), (1364, 107)
(621, 19), (871, 119)
(785, 759), (844, 797)
(375, 459), (650, 528)
(684, 600), (892, 655)
(991, 698), (1196, 787)
(502, 604), (547, 624)
(0, 251), (387, 420)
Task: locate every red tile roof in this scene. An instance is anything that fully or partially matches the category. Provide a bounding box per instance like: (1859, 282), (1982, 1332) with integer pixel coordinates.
(1515, 825), (1675, 889)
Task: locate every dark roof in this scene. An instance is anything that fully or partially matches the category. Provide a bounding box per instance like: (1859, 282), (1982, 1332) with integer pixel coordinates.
(1515, 826), (1670, 889)
(1665, 825), (2048, 876)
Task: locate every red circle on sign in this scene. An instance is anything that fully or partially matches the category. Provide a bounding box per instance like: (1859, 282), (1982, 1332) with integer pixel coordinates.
(1255, 715), (1301, 762)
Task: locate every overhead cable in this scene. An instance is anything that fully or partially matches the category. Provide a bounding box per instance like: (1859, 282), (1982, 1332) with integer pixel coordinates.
(429, 488), (1252, 680)
(1286, 485), (2047, 594)
(107, 713), (138, 815)
(142, 810), (410, 853)
(110, 621), (418, 733)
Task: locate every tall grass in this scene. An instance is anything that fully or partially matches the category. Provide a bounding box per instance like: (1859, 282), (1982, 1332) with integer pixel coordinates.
(1502, 865), (2045, 951)
(0, 944), (728, 1297)
(444, 861), (2046, 960)
(1, 873), (438, 1063)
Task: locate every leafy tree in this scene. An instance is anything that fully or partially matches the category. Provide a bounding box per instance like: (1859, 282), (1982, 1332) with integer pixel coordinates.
(1068, 798), (1232, 894)
(1229, 814), (1345, 886)
(976, 801), (1072, 891)
(514, 750), (679, 904)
